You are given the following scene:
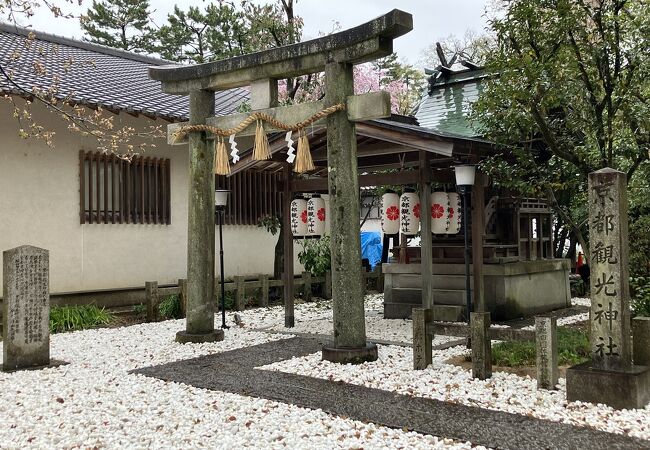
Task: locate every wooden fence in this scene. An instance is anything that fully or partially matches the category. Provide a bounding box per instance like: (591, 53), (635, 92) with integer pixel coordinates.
(145, 266), (384, 322)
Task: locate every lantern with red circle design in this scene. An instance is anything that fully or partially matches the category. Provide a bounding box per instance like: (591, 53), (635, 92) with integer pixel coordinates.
(430, 192), (450, 234)
(446, 192), (461, 234)
(399, 190), (420, 235)
(381, 192), (400, 235)
(307, 195), (326, 236)
(290, 198), (308, 236)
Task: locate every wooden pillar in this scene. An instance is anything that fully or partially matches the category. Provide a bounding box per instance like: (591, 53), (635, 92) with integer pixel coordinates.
(472, 172), (485, 312)
(234, 275), (245, 311)
(178, 278), (188, 318)
(145, 281), (159, 322)
(259, 274), (269, 307)
(282, 163), (295, 327)
(322, 61), (377, 364)
(176, 89), (223, 344)
(419, 151), (433, 309)
(302, 271), (312, 302)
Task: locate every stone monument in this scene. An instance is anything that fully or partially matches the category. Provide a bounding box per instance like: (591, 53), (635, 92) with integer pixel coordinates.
(566, 168), (650, 409)
(535, 315), (558, 390)
(2, 245), (51, 371)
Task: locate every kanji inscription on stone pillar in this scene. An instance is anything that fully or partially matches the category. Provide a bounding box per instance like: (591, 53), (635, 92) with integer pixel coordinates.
(2, 245), (50, 370)
(588, 168), (631, 370)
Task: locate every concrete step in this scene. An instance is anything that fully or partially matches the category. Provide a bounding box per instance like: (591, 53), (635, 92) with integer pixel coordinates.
(391, 287), (467, 306)
(392, 274), (472, 290)
(383, 302), (466, 322)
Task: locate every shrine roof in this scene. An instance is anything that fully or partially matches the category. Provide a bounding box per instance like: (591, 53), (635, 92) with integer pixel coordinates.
(414, 67), (488, 138)
(0, 23), (248, 121)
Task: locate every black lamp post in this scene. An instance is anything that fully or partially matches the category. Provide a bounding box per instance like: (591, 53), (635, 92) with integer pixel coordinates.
(215, 189), (230, 329)
(454, 165), (476, 324)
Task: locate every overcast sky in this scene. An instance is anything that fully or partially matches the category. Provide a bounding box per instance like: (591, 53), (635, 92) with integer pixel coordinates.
(23, 0), (491, 66)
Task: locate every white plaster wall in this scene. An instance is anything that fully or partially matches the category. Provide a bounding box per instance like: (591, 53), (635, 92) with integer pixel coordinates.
(0, 100), (301, 294)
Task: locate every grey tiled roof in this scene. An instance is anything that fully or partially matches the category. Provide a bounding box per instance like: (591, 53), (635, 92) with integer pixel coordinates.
(0, 23), (248, 121)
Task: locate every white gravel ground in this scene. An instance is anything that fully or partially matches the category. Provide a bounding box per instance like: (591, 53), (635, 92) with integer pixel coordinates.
(261, 344), (650, 441)
(262, 293), (459, 345)
(1, 293), (640, 449)
(0, 305), (486, 449)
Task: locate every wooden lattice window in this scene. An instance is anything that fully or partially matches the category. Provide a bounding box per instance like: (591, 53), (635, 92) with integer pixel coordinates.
(216, 171), (283, 225)
(79, 151), (171, 224)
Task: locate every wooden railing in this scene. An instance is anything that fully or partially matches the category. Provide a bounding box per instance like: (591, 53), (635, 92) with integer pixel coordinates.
(144, 266), (384, 322)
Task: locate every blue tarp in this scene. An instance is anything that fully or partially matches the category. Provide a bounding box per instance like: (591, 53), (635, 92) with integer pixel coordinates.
(360, 231), (383, 269)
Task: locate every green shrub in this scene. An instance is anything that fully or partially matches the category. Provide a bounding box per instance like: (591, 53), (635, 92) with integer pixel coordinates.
(50, 305), (113, 333)
(631, 276), (650, 317)
(298, 235), (331, 277)
(133, 303), (145, 316)
(491, 328), (590, 367)
(159, 295), (182, 320)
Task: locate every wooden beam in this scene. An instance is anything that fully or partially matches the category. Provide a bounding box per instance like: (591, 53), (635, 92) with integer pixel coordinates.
(290, 170), (421, 192)
(167, 92), (391, 145)
(356, 122), (454, 156)
(472, 172), (486, 312)
(149, 10), (412, 94)
(282, 164), (295, 327)
(419, 151), (434, 309)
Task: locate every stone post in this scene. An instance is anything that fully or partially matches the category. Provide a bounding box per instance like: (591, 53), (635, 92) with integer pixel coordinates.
(3, 245), (50, 370)
(588, 168), (631, 369)
(176, 89), (224, 344)
(413, 308), (433, 370)
(321, 61), (377, 364)
(535, 316), (558, 390)
(471, 311), (492, 380)
(566, 168), (650, 409)
(633, 317), (650, 366)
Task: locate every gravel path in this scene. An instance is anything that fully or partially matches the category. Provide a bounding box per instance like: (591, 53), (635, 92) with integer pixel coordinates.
(137, 336), (646, 450)
(0, 306), (483, 449)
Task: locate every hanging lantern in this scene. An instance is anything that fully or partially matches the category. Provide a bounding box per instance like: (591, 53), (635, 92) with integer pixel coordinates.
(290, 198), (308, 237)
(399, 190), (420, 235)
(446, 192), (462, 234)
(307, 195), (326, 236)
(380, 192), (400, 235)
(431, 192), (450, 234)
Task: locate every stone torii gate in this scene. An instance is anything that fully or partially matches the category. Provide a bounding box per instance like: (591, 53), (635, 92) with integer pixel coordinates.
(150, 10), (412, 363)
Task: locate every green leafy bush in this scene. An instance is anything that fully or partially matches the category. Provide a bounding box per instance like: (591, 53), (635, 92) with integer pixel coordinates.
(133, 303), (145, 316)
(491, 328), (590, 367)
(631, 276), (650, 317)
(159, 295), (183, 320)
(49, 305), (113, 333)
(298, 235), (331, 277)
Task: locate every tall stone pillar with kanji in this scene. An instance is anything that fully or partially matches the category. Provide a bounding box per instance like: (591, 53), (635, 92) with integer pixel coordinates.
(566, 168), (649, 409)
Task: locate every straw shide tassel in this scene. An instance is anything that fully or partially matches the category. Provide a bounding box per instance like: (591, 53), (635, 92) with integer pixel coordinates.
(214, 137), (230, 175)
(294, 130), (314, 173)
(253, 120), (271, 160)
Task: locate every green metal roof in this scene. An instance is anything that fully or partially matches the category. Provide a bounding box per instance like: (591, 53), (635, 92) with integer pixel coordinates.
(414, 68), (487, 138)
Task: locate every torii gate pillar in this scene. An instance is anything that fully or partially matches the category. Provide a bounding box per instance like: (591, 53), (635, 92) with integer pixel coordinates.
(321, 62), (376, 362)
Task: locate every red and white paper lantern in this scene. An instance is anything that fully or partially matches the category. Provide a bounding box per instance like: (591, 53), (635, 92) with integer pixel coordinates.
(380, 192), (400, 235)
(399, 191), (420, 235)
(446, 192), (461, 234)
(307, 195), (326, 236)
(430, 192), (450, 234)
(290, 198), (308, 236)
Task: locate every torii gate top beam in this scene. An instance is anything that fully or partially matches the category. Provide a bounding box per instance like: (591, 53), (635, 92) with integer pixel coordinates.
(149, 9), (413, 95)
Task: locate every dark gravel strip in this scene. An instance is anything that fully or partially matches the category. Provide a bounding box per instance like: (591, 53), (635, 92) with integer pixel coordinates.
(133, 336), (647, 450)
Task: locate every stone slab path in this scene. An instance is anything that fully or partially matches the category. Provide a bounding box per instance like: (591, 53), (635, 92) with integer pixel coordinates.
(133, 337), (646, 450)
